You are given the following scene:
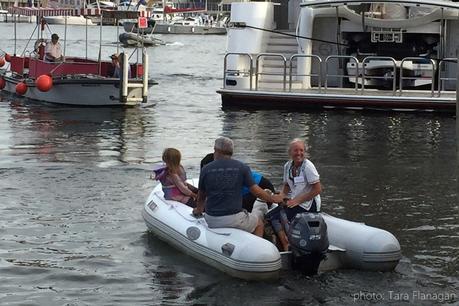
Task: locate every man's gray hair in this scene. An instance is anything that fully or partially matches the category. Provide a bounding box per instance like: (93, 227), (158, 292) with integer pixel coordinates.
(214, 136), (234, 156)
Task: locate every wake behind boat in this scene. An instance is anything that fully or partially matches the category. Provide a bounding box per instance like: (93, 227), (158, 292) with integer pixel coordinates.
(0, 6), (156, 107)
(143, 179), (402, 280)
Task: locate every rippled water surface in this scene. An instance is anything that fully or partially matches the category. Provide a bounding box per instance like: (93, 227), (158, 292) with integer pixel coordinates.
(0, 24), (458, 305)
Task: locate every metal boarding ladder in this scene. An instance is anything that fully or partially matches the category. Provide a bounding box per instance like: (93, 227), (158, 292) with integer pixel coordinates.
(255, 53), (287, 91)
(223, 53), (254, 90)
(289, 54), (322, 92)
(437, 58), (457, 97)
(120, 49), (149, 105)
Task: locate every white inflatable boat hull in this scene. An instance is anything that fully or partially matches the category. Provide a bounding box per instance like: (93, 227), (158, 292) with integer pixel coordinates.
(143, 180), (401, 279)
(142, 180), (281, 280)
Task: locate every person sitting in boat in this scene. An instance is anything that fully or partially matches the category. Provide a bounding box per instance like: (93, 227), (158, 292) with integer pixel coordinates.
(269, 138), (322, 251)
(154, 148), (198, 208)
(193, 137), (281, 237)
(110, 53), (131, 79)
(200, 153), (275, 212)
(45, 33), (63, 62)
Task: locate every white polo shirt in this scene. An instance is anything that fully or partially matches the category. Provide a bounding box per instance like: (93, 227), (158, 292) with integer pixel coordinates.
(45, 41), (62, 60)
(283, 159), (321, 211)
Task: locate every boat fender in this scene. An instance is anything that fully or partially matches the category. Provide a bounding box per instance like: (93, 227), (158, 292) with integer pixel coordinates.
(36, 74), (53, 92)
(5, 53), (11, 62)
(221, 243), (235, 257)
(15, 82), (28, 95)
(0, 77), (5, 90)
(186, 226), (201, 240)
(0, 57), (5, 67)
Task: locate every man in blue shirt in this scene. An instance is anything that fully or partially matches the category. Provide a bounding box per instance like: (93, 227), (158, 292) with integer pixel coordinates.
(201, 153), (275, 212)
(193, 137), (279, 237)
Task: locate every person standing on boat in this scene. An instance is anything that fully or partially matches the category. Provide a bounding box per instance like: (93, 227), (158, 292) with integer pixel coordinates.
(193, 137), (280, 237)
(110, 53), (121, 78)
(45, 34), (63, 62)
(270, 138), (322, 251)
(110, 53), (131, 79)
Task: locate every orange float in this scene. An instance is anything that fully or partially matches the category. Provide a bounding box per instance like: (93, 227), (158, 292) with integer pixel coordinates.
(4, 53), (11, 62)
(0, 57), (5, 67)
(15, 82), (28, 95)
(36, 74), (53, 92)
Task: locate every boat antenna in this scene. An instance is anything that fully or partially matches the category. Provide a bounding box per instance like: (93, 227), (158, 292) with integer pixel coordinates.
(228, 22), (350, 47)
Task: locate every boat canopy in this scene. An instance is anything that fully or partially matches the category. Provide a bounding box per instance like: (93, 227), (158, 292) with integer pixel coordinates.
(300, 0), (459, 9)
(7, 7), (151, 18)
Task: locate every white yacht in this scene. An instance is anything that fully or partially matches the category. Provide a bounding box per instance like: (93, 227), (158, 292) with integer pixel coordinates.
(218, 0), (459, 112)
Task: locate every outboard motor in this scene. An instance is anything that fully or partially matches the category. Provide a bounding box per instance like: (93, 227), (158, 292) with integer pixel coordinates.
(288, 212), (329, 275)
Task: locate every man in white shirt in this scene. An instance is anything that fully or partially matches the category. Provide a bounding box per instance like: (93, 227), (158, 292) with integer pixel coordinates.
(45, 33), (63, 62)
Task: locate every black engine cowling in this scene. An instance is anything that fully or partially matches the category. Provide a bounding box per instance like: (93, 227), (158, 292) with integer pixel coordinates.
(288, 212), (329, 275)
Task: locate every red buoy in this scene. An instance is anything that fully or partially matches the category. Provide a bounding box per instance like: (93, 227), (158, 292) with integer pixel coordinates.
(0, 78), (5, 90)
(36, 74), (53, 92)
(15, 82), (28, 95)
(5, 53), (11, 62)
(0, 57), (5, 67)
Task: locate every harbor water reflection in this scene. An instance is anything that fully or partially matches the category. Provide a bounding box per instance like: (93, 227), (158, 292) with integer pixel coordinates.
(0, 24), (457, 305)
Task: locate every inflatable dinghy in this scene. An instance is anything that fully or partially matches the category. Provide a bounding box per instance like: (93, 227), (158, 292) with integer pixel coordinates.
(119, 32), (165, 47)
(143, 179), (401, 280)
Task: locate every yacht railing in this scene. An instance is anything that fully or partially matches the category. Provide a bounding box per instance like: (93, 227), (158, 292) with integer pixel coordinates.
(324, 55), (359, 92)
(437, 58), (457, 96)
(289, 54), (322, 92)
(361, 56), (397, 95)
(399, 57), (436, 97)
(223, 52), (454, 97)
(223, 53), (253, 90)
(255, 53), (287, 91)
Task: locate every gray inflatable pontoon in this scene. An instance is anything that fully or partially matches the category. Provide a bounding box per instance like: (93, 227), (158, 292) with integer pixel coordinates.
(143, 179), (401, 280)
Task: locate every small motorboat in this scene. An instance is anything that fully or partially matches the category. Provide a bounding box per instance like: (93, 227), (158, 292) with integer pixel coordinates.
(119, 32), (165, 47)
(143, 179), (402, 280)
(1, 6), (155, 107)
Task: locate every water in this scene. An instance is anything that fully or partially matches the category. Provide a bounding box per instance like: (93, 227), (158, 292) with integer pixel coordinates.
(0, 24), (458, 305)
